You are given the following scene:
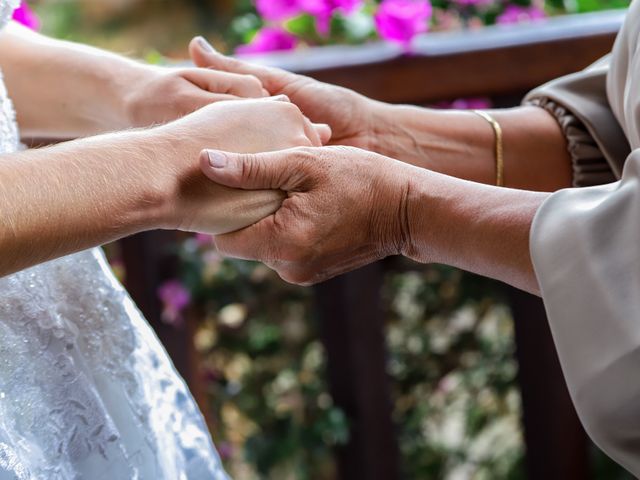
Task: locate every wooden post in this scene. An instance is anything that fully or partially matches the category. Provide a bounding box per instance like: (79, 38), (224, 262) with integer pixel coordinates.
(314, 262), (400, 480)
(509, 287), (591, 480)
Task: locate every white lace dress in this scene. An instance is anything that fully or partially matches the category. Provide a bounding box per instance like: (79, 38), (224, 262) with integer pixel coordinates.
(0, 2), (230, 479)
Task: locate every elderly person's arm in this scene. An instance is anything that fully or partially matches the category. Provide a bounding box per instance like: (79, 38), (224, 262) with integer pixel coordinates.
(199, 146), (547, 294)
(190, 38), (590, 193)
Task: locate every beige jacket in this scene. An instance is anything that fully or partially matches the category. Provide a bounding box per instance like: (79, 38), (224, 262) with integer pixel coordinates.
(528, 1), (640, 475)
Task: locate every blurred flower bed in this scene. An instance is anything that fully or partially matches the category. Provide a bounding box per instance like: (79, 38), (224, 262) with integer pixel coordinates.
(25, 0), (631, 478)
(173, 236), (522, 479)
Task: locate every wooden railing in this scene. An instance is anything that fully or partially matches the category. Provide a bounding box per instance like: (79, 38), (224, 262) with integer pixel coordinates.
(121, 10), (625, 480)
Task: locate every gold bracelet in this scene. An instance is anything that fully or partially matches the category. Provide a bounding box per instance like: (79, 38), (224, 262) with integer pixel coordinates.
(472, 110), (504, 187)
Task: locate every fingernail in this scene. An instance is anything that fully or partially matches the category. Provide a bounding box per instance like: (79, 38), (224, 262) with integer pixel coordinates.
(207, 151), (227, 168)
(197, 36), (215, 53)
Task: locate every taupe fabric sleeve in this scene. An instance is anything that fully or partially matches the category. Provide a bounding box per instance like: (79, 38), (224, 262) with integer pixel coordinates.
(523, 57), (631, 186)
(530, 5), (640, 475)
(531, 149), (640, 477)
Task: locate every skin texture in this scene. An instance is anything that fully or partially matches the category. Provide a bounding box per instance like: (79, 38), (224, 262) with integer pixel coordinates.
(202, 147), (547, 295)
(0, 35), (331, 277)
(192, 38), (571, 294)
(190, 37), (572, 193)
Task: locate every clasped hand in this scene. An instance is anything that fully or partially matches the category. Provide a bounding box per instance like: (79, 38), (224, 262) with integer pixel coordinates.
(138, 37), (414, 285)
(186, 37), (414, 285)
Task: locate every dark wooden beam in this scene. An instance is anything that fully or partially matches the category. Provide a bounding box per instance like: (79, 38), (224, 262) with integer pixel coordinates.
(315, 263), (400, 480)
(244, 11), (623, 103)
(509, 288), (591, 480)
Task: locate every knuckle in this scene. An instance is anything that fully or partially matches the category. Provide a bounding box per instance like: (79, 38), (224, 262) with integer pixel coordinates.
(240, 153), (261, 181)
(295, 135), (313, 147)
(291, 146), (317, 164)
(281, 100), (301, 114)
(244, 74), (263, 90)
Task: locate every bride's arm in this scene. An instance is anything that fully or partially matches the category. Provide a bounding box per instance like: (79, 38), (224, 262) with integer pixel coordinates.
(0, 98), (329, 277)
(0, 23), (268, 139)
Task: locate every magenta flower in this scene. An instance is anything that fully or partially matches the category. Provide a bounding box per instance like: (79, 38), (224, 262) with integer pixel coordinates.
(496, 5), (545, 24)
(12, 1), (40, 31)
(195, 233), (213, 247)
(375, 0), (432, 50)
(158, 280), (191, 328)
(303, 0), (363, 34)
(255, 0), (305, 21)
(217, 442), (235, 460)
(236, 27), (298, 54)
(453, 0), (493, 7)
(451, 97), (492, 109)
(432, 97), (493, 110)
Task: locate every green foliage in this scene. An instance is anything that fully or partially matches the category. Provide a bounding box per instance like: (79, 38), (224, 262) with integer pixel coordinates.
(178, 233), (525, 479)
(383, 264), (524, 478)
(178, 239), (346, 479)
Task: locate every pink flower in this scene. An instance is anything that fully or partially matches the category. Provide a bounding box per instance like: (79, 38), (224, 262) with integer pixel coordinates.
(432, 97), (492, 110)
(217, 442), (235, 460)
(195, 233), (213, 247)
(255, 0), (305, 21)
(302, 0), (363, 34)
(236, 27), (298, 54)
(375, 0), (432, 50)
(496, 4), (545, 24)
(12, 1), (40, 31)
(451, 97), (492, 110)
(453, 0), (493, 7)
(158, 280), (191, 328)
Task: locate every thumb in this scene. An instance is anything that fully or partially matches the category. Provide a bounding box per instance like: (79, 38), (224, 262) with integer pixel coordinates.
(189, 36), (230, 69)
(200, 148), (310, 191)
(189, 36), (282, 93)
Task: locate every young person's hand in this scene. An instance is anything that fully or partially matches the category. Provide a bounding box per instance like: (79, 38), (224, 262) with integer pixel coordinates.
(121, 65), (269, 128)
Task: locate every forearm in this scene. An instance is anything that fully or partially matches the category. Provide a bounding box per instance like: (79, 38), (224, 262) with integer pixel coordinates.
(402, 166), (549, 294)
(0, 130), (174, 276)
(0, 22), (148, 138)
(371, 102), (572, 192)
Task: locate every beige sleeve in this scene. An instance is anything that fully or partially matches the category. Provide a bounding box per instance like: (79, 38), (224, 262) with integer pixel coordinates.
(523, 56), (630, 186)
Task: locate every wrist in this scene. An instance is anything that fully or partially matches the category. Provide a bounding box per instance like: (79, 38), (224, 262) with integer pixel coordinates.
(367, 101), (399, 155)
(113, 63), (162, 130)
(117, 128), (185, 231)
(399, 167), (448, 264)
(368, 103), (438, 167)
(369, 157), (416, 258)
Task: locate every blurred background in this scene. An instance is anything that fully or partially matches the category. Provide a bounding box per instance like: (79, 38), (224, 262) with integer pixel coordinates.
(19, 1), (633, 479)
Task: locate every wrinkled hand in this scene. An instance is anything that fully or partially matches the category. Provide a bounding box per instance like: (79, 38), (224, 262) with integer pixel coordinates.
(189, 37), (378, 150)
(156, 96), (331, 235)
(122, 64), (269, 128)
(199, 146), (412, 285)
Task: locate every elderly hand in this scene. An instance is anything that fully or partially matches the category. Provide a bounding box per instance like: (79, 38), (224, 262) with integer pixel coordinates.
(199, 146), (413, 285)
(120, 64), (270, 128)
(189, 37), (381, 150)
